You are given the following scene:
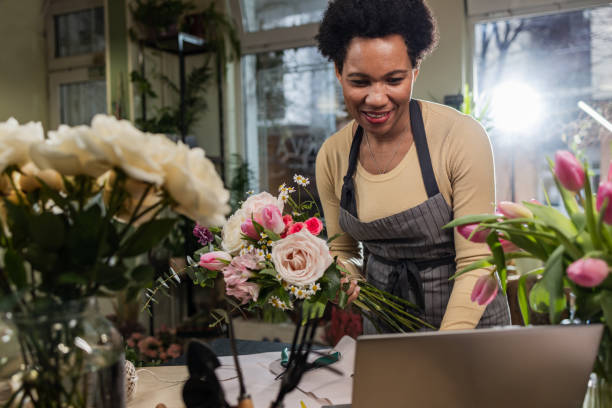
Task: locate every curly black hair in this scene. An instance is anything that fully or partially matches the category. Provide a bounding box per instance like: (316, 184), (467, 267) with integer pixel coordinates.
(316, 0), (438, 72)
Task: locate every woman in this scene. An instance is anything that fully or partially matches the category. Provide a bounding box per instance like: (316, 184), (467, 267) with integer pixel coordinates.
(315, 0), (510, 332)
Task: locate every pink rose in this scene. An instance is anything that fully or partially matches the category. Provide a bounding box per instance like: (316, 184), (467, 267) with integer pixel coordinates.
(271, 228), (333, 286)
(456, 223), (490, 243)
(470, 274), (499, 306)
(287, 222), (305, 235)
(567, 258), (609, 287)
(138, 336), (161, 355)
(222, 254), (261, 304)
(255, 204), (285, 234)
(241, 192), (283, 219)
(199, 251), (232, 271)
(240, 218), (260, 240)
(304, 217), (323, 236)
(166, 344), (182, 359)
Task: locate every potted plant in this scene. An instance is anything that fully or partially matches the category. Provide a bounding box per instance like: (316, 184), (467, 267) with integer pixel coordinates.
(130, 0), (195, 41)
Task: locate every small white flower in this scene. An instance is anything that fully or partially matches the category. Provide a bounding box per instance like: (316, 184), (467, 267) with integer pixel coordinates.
(260, 232), (268, 239)
(295, 288), (307, 299)
(293, 174), (310, 187)
(278, 183), (286, 192)
(309, 283), (321, 293)
(279, 191), (289, 202)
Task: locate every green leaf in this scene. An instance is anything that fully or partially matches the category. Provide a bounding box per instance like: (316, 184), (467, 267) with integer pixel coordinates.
(28, 212), (66, 250)
(523, 202), (577, 238)
(131, 264), (155, 282)
(443, 214), (501, 229)
(258, 268), (278, 278)
(486, 232), (507, 293)
(517, 273), (534, 325)
(320, 266), (341, 299)
(58, 272), (89, 284)
(529, 279), (566, 315)
(302, 298), (326, 322)
(600, 291), (612, 333)
(119, 218), (178, 257)
(571, 212), (587, 232)
(2, 199), (30, 249)
(263, 228), (281, 241)
(540, 245), (566, 323)
(4, 249), (26, 289)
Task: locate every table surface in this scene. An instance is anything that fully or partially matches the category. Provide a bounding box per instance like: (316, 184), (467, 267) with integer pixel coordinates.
(128, 338), (353, 408)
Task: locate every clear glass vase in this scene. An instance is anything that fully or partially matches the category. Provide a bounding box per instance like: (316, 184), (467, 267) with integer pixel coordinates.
(2, 297), (125, 407)
(583, 373), (612, 408)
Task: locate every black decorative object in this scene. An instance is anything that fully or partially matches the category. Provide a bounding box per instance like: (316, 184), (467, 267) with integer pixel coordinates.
(182, 340), (229, 408)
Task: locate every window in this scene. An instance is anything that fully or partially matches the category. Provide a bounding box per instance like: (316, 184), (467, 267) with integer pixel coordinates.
(239, 0), (327, 32)
(46, 1), (107, 128)
(473, 5), (612, 202)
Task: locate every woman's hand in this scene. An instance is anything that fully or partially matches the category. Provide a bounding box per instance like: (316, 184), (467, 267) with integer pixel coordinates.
(340, 275), (360, 306)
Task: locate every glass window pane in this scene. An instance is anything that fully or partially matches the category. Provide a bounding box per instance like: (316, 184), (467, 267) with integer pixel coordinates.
(60, 80), (107, 126)
(240, 0), (328, 32)
(242, 47), (347, 198)
(474, 5), (612, 203)
(55, 7), (105, 57)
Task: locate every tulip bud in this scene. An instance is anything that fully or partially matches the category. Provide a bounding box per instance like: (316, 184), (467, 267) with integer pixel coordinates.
(457, 223), (490, 243)
(498, 201), (533, 219)
(528, 198), (543, 205)
(554, 150), (585, 192)
(240, 218), (260, 240)
(470, 274), (499, 306)
(199, 251), (232, 271)
(597, 181), (612, 224)
(500, 238), (520, 253)
(566, 258), (609, 287)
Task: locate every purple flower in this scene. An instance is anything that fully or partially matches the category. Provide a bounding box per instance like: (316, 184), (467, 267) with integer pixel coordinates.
(193, 223), (214, 246)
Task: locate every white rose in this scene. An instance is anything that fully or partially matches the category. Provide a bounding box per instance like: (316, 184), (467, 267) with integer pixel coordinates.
(271, 228), (333, 286)
(29, 125), (111, 177)
(241, 192), (283, 219)
(221, 208), (248, 255)
(162, 142), (229, 227)
(0, 118), (44, 173)
(89, 115), (165, 185)
(102, 171), (160, 225)
(17, 162), (64, 192)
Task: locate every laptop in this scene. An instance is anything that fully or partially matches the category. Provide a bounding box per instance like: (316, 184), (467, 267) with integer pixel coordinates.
(348, 325), (603, 408)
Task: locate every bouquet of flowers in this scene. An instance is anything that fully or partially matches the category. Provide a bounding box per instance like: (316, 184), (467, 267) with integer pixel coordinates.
(186, 174), (433, 331)
(0, 115), (228, 407)
(446, 150), (612, 402)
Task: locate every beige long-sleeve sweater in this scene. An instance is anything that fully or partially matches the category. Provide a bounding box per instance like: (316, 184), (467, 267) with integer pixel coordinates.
(315, 100), (496, 330)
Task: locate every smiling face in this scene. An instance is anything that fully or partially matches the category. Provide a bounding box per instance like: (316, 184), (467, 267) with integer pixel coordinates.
(336, 34), (419, 139)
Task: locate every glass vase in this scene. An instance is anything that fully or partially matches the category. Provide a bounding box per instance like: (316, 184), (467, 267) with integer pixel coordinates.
(583, 327), (612, 408)
(2, 297), (125, 408)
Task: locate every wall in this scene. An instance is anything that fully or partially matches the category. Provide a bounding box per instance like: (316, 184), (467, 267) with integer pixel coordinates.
(413, 0), (467, 103)
(0, 0), (48, 125)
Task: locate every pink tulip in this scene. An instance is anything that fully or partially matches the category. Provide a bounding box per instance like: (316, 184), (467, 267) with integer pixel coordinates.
(471, 274), (499, 306)
(255, 204), (284, 234)
(597, 182), (612, 225)
(304, 217), (323, 236)
(555, 150), (585, 192)
(240, 219), (260, 240)
(499, 238), (520, 253)
(566, 258), (609, 287)
(528, 198), (543, 205)
(498, 201), (533, 219)
(199, 251), (232, 271)
(457, 223), (490, 243)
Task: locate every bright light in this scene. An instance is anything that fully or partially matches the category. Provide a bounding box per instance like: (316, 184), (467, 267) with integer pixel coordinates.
(491, 82), (542, 134)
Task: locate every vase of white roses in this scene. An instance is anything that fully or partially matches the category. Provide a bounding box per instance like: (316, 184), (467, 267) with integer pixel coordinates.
(0, 115), (228, 407)
(446, 150), (612, 407)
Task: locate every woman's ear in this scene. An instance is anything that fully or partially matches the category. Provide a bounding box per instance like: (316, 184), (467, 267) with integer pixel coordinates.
(413, 68), (420, 81)
(335, 63), (342, 82)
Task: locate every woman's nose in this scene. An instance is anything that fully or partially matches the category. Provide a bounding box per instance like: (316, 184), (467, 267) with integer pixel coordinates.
(364, 83), (388, 107)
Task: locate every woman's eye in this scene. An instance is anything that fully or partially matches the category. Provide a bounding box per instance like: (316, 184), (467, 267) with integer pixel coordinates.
(387, 77), (403, 84)
(350, 80), (369, 86)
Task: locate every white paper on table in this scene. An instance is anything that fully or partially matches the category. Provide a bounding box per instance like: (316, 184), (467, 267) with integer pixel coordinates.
(214, 336), (355, 407)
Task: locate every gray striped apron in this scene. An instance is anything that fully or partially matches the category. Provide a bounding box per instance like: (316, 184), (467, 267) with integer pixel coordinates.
(338, 99), (510, 333)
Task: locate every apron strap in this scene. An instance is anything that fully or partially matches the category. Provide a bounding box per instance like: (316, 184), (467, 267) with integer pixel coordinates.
(410, 99), (440, 198)
(339, 126), (363, 218)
